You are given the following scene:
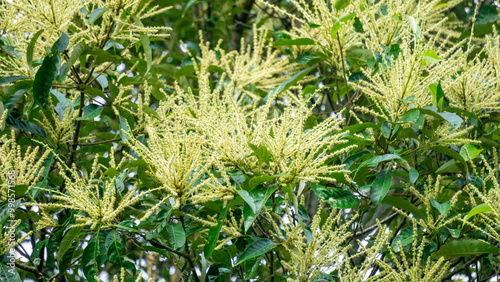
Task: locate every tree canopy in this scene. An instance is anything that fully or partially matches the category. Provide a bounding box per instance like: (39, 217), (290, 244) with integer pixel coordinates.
(1, 0), (500, 281)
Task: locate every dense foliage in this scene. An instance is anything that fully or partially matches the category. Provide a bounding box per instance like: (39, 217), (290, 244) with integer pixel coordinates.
(1, 0), (500, 281)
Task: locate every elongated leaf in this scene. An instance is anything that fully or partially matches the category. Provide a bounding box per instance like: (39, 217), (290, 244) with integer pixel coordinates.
(409, 167), (419, 184)
(438, 111), (463, 128)
(0, 76), (30, 85)
(27, 30), (44, 70)
(331, 21), (342, 39)
(89, 7), (108, 24)
(422, 49), (442, 64)
(57, 226), (84, 264)
(53, 32), (69, 53)
(249, 175), (279, 189)
(464, 204), (493, 221)
(401, 109), (420, 123)
(274, 38), (315, 46)
(237, 190), (257, 213)
(381, 196), (426, 219)
(63, 41), (86, 78)
(204, 204), (230, 258)
(33, 53), (60, 108)
(339, 122), (378, 134)
(76, 104), (103, 120)
(167, 223), (185, 249)
(370, 168), (392, 205)
(431, 239), (500, 259)
(431, 198), (451, 215)
(4, 80), (33, 117)
(131, 15), (152, 73)
(235, 238), (277, 266)
(0, 264), (21, 282)
(82, 234), (105, 282)
(266, 66), (315, 101)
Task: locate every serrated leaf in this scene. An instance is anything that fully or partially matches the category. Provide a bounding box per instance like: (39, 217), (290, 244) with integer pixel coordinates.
(33, 53), (60, 108)
(431, 240), (500, 259)
(235, 238), (277, 266)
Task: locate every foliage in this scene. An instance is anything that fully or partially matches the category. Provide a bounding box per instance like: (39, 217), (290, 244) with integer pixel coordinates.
(1, 0), (500, 281)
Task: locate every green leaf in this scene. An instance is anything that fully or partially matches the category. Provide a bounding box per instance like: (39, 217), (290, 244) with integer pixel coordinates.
(460, 144), (482, 161)
(381, 196), (426, 219)
(33, 53), (60, 108)
(359, 154), (406, 169)
(431, 239), (500, 259)
(339, 122), (378, 134)
(331, 21), (342, 39)
(431, 146), (468, 173)
(27, 30), (45, 70)
(339, 13), (356, 22)
(248, 175), (279, 190)
(53, 32), (69, 53)
(274, 38), (315, 46)
(407, 16), (420, 37)
(242, 186), (279, 232)
(167, 223), (185, 249)
(57, 226), (84, 264)
(409, 167), (419, 185)
(88, 7), (108, 25)
(266, 66), (315, 101)
(175, 65), (195, 78)
(370, 168), (392, 205)
(63, 41), (86, 79)
(14, 184), (28, 198)
(311, 183), (359, 209)
(82, 234), (105, 282)
(0, 264), (21, 282)
(248, 143), (271, 165)
(0, 75), (30, 85)
(429, 82), (444, 110)
(381, 121), (391, 138)
(401, 109), (420, 123)
(76, 104), (103, 120)
(422, 49), (442, 64)
(131, 15), (152, 73)
(335, 0), (350, 10)
(235, 238), (277, 266)
(328, 188), (360, 209)
(464, 204), (493, 221)
(237, 190), (257, 213)
(204, 204), (230, 258)
(438, 111), (463, 128)
(431, 198), (451, 215)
